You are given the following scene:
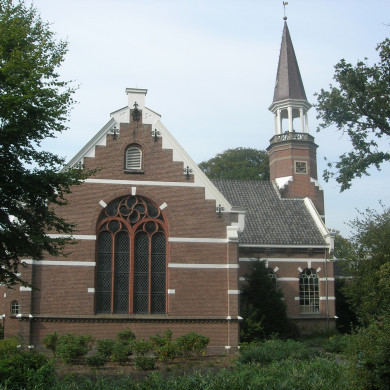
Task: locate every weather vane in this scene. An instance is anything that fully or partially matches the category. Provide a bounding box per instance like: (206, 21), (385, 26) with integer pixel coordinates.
(283, 1), (288, 20)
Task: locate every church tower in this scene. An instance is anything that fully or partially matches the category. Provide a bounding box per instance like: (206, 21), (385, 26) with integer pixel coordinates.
(267, 21), (325, 217)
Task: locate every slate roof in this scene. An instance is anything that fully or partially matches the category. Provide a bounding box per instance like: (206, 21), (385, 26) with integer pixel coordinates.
(273, 22), (307, 103)
(212, 180), (327, 246)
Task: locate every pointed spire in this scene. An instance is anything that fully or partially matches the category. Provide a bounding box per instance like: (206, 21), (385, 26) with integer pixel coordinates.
(273, 22), (307, 103)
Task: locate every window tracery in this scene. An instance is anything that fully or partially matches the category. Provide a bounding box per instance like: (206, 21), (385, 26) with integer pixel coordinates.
(96, 196), (167, 314)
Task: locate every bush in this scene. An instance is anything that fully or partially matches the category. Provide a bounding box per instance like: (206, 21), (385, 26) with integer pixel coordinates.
(96, 338), (116, 359)
(175, 332), (210, 356)
(111, 341), (132, 364)
(134, 356), (156, 371)
(133, 338), (153, 357)
(238, 339), (317, 365)
(42, 331), (59, 355)
(323, 333), (350, 353)
(0, 350), (55, 390)
(85, 353), (108, 368)
(345, 316), (390, 390)
(116, 328), (136, 344)
(0, 337), (19, 358)
(56, 333), (94, 364)
(150, 329), (177, 361)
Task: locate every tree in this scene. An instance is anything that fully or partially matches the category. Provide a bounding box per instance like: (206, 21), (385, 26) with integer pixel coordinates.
(315, 38), (390, 191)
(198, 147), (270, 181)
(240, 260), (293, 341)
(338, 206), (390, 325)
(0, 0), (91, 287)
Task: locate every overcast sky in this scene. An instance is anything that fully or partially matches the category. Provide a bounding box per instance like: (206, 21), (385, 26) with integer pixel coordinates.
(28, 0), (390, 237)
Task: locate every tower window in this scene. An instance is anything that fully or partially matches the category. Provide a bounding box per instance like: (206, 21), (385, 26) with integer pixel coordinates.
(96, 196), (167, 314)
(125, 145), (142, 171)
(299, 268), (319, 314)
(10, 300), (19, 316)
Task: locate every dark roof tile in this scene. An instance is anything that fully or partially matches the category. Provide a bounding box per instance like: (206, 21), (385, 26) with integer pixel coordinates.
(212, 180), (326, 246)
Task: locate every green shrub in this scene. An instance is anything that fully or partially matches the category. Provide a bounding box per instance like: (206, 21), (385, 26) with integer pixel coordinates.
(175, 332), (210, 356)
(134, 356), (156, 371)
(150, 329), (176, 361)
(323, 333), (350, 353)
(85, 353), (108, 368)
(154, 341), (177, 362)
(56, 333), (94, 364)
(345, 316), (390, 390)
(116, 328), (136, 344)
(0, 350), (55, 390)
(238, 339), (317, 365)
(42, 331), (59, 355)
(133, 338), (153, 357)
(0, 337), (19, 358)
(111, 341), (132, 364)
(96, 338), (116, 359)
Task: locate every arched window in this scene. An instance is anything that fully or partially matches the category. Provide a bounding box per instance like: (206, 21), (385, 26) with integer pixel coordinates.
(96, 196), (167, 314)
(125, 145), (142, 171)
(299, 268), (319, 313)
(10, 300), (19, 316)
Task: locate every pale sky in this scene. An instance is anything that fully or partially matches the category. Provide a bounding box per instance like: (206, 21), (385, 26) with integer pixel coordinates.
(28, 0), (390, 237)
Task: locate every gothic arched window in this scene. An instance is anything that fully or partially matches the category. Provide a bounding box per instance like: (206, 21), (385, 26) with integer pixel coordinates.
(299, 268), (319, 314)
(96, 196), (167, 314)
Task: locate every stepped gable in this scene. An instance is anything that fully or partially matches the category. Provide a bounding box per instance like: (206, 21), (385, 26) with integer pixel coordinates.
(212, 179), (326, 246)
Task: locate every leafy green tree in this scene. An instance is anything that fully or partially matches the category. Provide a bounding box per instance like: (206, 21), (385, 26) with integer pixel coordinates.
(0, 0), (91, 287)
(199, 147), (270, 181)
(240, 260), (292, 342)
(339, 206), (390, 325)
(315, 38), (390, 191)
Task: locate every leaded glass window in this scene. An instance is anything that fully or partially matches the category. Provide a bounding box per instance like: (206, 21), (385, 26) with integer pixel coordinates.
(96, 196), (167, 314)
(299, 268), (319, 314)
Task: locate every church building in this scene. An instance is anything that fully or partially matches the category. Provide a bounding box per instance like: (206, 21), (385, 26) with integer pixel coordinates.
(0, 21), (335, 352)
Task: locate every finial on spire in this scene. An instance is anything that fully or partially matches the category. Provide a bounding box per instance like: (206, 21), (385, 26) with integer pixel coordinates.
(283, 1), (288, 20)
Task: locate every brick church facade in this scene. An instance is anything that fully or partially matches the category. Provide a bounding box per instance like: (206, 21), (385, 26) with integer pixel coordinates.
(0, 22), (335, 352)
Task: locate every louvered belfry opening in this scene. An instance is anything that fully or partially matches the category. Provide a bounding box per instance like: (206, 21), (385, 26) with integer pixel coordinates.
(125, 145), (142, 170)
(96, 196), (167, 314)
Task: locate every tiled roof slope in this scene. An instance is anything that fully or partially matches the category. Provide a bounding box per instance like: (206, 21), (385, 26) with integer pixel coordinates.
(212, 180), (326, 246)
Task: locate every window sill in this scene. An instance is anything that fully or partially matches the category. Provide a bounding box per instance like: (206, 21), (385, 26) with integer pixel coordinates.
(124, 170), (144, 174)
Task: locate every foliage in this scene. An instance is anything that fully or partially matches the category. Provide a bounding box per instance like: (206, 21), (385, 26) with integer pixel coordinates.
(43, 331), (59, 355)
(134, 356), (156, 371)
(56, 333), (94, 364)
(111, 341), (132, 364)
(96, 338), (116, 359)
(338, 206), (390, 324)
(150, 330), (176, 361)
(345, 315), (390, 390)
(0, 337), (19, 358)
(175, 332), (210, 357)
(50, 356), (351, 389)
(0, 0), (93, 287)
(133, 338), (153, 357)
(323, 333), (351, 353)
(0, 349), (55, 390)
(237, 339), (317, 365)
(315, 38), (390, 191)
(85, 353), (108, 368)
(198, 147), (270, 181)
(116, 328), (136, 344)
(334, 278), (358, 333)
(240, 260), (293, 342)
